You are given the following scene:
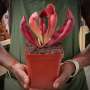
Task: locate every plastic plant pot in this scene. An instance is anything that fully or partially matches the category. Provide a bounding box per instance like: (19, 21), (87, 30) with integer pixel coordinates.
(25, 46), (64, 89)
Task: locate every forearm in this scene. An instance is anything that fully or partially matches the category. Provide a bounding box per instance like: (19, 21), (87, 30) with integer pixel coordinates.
(74, 44), (90, 69)
(0, 44), (18, 70)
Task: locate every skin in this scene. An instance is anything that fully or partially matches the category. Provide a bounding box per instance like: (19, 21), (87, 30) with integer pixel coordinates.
(53, 44), (90, 89)
(53, 1), (90, 89)
(0, 44), (29, 90)
(1, 43), (90, 90)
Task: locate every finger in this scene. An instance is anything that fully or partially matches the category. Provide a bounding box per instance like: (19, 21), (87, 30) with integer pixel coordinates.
(59, 63), (64, 75)
(23, 65), (31, 89)
(53, 72), (70, 89)
(17, 69), (29, 89)
(24, 65), (29, 75)
(53, 63), (70, 89)
(13, 64), (30, 89)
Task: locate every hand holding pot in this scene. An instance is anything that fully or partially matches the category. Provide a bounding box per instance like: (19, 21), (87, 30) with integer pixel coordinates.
(53, 61), (76, 89)
(11, 63), (30, 90)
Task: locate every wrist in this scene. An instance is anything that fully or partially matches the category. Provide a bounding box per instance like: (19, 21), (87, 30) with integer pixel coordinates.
(9, 60), (19, 72)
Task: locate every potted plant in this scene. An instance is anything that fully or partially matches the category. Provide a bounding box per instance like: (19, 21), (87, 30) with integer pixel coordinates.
(20, 4), (74, 89)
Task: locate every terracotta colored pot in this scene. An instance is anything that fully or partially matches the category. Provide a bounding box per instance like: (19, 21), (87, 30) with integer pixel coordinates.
(25, 47), (63, 89)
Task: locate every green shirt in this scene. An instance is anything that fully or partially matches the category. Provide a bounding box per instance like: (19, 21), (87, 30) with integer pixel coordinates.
(9, 0), (88, 90)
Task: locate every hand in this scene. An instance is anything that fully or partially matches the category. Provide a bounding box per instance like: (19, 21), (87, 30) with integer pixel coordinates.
(11, 63), (30, 90)
(53, 61), (76, 89)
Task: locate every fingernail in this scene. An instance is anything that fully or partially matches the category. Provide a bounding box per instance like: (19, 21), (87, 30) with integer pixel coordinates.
(24, 84), (27, 88)
(53, 82), (59, 88)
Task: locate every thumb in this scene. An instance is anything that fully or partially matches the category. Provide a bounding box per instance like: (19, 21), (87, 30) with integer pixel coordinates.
(53, 63), (71, 89)
(53, 72), (70, 89)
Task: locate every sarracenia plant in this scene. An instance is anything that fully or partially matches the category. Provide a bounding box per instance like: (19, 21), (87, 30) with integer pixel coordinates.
(20, 4), (75, 48)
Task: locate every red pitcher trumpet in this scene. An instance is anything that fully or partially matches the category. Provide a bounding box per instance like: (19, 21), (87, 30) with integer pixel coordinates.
(20, 4), (75, 48)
